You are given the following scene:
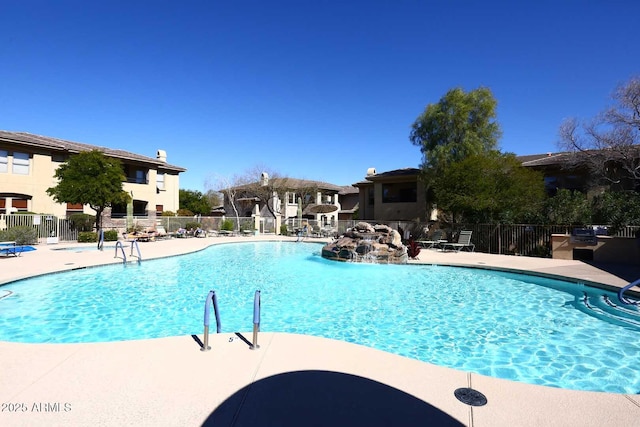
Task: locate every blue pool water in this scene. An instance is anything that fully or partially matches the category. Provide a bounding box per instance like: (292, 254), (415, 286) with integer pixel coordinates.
(1, 241), (639, 393)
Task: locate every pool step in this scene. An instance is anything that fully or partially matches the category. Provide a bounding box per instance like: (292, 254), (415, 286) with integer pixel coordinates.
(579, 292), (640, 329)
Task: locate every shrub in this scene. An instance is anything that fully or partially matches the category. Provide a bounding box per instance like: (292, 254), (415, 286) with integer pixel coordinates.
(221, 219), (234, 231)
(592, 190), (640, 235)
(103, 230), (119, 241)
(177, 208), (194, 216)
(0, 226), (38, 245)
(69, 213), (95, 232)
(530, 244), (551, 258)
(78, 231), (97, 243)
(185, 222), (202, 230)
(280, 224), (288, 235)
(240, 221), (255, 232)
(161, 211), (176, 216)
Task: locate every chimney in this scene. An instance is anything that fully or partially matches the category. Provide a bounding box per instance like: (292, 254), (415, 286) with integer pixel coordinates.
(261, 172), (269, 186)
(157, 149), (167, 162)
(366, 167), (376, 176)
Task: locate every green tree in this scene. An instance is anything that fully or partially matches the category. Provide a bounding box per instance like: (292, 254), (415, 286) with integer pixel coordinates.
(592, 190), (640, 233)
(433, 153), (545, 223)
(410, 87), (502, 171)
(46, 150), (129, 243)
(179, 189), (212, 215)
(544, 189), (591, 226)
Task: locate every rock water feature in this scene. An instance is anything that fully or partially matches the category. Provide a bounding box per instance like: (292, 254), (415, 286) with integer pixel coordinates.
(321, 222), (408, 264)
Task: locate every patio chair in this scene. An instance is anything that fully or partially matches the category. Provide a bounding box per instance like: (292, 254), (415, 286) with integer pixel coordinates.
(441, 230), (475, 252)
(416, 230), (446, 249)
(155, 226), (170, 239)
(321, 226), (337, 238)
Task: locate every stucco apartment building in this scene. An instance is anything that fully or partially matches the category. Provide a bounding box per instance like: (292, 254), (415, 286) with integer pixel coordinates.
(0, 131), (185, 225)
(354, 167), (429, 223)
(222, 175), (345, 227)
(353, 152), (626, 224)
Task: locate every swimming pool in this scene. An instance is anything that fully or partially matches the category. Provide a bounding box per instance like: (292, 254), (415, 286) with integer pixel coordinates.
(1, 241), (639, 393)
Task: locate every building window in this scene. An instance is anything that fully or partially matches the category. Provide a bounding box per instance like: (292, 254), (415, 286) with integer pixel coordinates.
(156, 173), (165, 190)
(124, 165), (148, 184)
(287, 193), (297, 204)
(382, 182), (417, 203)
(111, 203), (127, 218)
(66, 203), (84, 217)
(156, 205), (163, 215)
(12, 152), (30, 175)
(0, 198), (5, 214)
(0, 150), (7, 173)
(12, 198), (28, 212)
(133, 200), (148, 216)
(111, 200), (149, 218)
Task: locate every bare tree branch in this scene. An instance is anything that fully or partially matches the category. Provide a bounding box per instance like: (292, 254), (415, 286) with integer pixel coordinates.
(557, 76), (640, 189)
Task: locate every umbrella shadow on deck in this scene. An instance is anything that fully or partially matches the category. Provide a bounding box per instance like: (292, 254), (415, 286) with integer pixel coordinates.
(203, 370), (464, 427)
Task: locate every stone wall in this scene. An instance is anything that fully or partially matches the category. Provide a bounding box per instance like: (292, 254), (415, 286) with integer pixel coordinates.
(321, 222), (408, 263)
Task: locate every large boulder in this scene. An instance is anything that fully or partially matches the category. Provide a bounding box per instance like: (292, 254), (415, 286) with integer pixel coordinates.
(321, 222), (408, 264)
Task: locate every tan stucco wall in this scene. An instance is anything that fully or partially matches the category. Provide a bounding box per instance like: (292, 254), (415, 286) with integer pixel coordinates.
(551, 234), (640, 265)
(1, 146), (181, 218)
(372, 181), (426, 222)
(1, 151), (67, 216)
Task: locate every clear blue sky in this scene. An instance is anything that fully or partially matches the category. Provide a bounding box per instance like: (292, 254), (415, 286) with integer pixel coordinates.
(2, 1), (638, 192)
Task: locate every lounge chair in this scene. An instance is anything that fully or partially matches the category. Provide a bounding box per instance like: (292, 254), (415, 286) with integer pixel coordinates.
(155, 226), (170, 239)
(441, 230), (475, 252)
(127, 231), (153, 242)
(0, 241), (36, 257)
(321, 226), (337, 238)
(417, 230), (446, 249)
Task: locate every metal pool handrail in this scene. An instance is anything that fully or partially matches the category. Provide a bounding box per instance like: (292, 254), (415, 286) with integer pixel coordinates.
(251, 290), (261, 350)
(618, 278), (640, 305)
(114, 241), (127, 264)
(130, 240), (142, 263)
(201, 290), (221, 352)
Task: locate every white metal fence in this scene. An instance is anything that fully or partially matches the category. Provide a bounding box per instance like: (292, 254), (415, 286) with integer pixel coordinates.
(0, 214), (78, 243)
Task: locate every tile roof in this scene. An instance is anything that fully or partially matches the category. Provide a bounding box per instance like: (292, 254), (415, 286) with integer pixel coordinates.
(338, 185), (359, 195)
(227, 177), (343, 192)
(355, 167), (421, 184)
(517, 152), (570, 167)
(0, 130), (186, 172)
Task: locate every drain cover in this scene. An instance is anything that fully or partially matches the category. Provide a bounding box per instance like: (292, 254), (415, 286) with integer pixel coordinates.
(454, 388), (487, 406)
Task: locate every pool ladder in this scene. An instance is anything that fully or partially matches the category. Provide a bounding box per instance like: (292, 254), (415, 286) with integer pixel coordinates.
(200, 289), (261, 352)
(114, 240), (142, 264)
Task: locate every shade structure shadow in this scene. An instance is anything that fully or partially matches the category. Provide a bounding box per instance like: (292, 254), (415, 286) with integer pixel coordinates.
(587, 261), (640, 283)
(203, 370), (464, 427)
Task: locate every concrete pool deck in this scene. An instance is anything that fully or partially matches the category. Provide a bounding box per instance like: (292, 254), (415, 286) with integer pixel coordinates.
(1, 235), (639, 426)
